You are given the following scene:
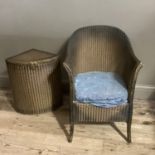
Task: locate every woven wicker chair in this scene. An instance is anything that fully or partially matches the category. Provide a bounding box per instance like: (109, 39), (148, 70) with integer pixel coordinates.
(63, 26), (142, 143)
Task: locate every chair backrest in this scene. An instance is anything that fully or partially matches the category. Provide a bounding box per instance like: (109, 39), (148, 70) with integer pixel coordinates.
(65, 26), (133, 76)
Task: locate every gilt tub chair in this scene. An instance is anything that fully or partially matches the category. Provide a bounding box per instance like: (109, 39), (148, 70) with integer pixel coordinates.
(63, 26), (142, 143)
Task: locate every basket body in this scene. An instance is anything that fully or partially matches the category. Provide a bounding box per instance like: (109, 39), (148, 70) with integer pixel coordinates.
(6, 49), (62, 114)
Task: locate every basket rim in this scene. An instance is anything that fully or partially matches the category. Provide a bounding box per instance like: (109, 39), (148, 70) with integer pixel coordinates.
(5, 49), (59, 65)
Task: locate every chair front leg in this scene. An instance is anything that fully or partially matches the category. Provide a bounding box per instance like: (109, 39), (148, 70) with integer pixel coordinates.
(127, 105), (132, 143)
(69, 122), (74, 142)
(127, 121), (131, 143)
(68, 104), (74, 142)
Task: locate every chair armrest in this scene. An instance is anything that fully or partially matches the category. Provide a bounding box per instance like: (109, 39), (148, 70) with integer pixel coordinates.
(126, 54), (143, 103)
(63, 62), (75, 101)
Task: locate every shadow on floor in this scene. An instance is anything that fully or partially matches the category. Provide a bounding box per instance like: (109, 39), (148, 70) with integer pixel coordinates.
(0, 88), (15, 112)
(53, 97), (71, 142)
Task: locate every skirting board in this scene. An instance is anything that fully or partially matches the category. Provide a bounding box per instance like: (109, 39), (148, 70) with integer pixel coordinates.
(0, 76), (155, 100)
(135, 84), (155, 100)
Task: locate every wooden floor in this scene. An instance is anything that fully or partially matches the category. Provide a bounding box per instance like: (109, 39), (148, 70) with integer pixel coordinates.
(0, 89), (155, 155)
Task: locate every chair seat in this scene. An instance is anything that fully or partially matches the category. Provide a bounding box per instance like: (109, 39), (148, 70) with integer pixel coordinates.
(74, 72), (128, 108)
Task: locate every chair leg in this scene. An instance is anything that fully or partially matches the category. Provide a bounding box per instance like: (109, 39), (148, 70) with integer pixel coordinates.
(68, 104), (74, 143)
(68, 123), (74, 142)
(127, 122), (131, 143)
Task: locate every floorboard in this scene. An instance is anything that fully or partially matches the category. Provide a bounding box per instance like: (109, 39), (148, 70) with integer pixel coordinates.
(0, 89), (155, 155)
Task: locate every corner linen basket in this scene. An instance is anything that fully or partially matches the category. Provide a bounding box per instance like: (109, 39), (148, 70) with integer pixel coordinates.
(6, 49), (62, 114)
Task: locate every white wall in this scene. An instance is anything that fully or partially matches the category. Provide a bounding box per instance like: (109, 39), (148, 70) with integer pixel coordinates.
(0, 0), (155, 98)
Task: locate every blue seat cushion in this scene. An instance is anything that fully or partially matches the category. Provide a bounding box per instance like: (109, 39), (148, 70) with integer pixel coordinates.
(74, 72), (128, 108)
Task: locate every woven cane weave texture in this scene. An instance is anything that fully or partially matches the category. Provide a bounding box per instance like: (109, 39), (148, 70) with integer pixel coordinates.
(6, 49), (62, 114)
(63, 25), (142, 123)
(73, 102), (129, 123)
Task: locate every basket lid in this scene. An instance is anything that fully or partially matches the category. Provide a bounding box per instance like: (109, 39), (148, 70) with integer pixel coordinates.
(6, 49), (58, 64)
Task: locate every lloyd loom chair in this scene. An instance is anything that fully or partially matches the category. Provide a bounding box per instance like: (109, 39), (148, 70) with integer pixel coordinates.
(63, 26), (142, 143)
